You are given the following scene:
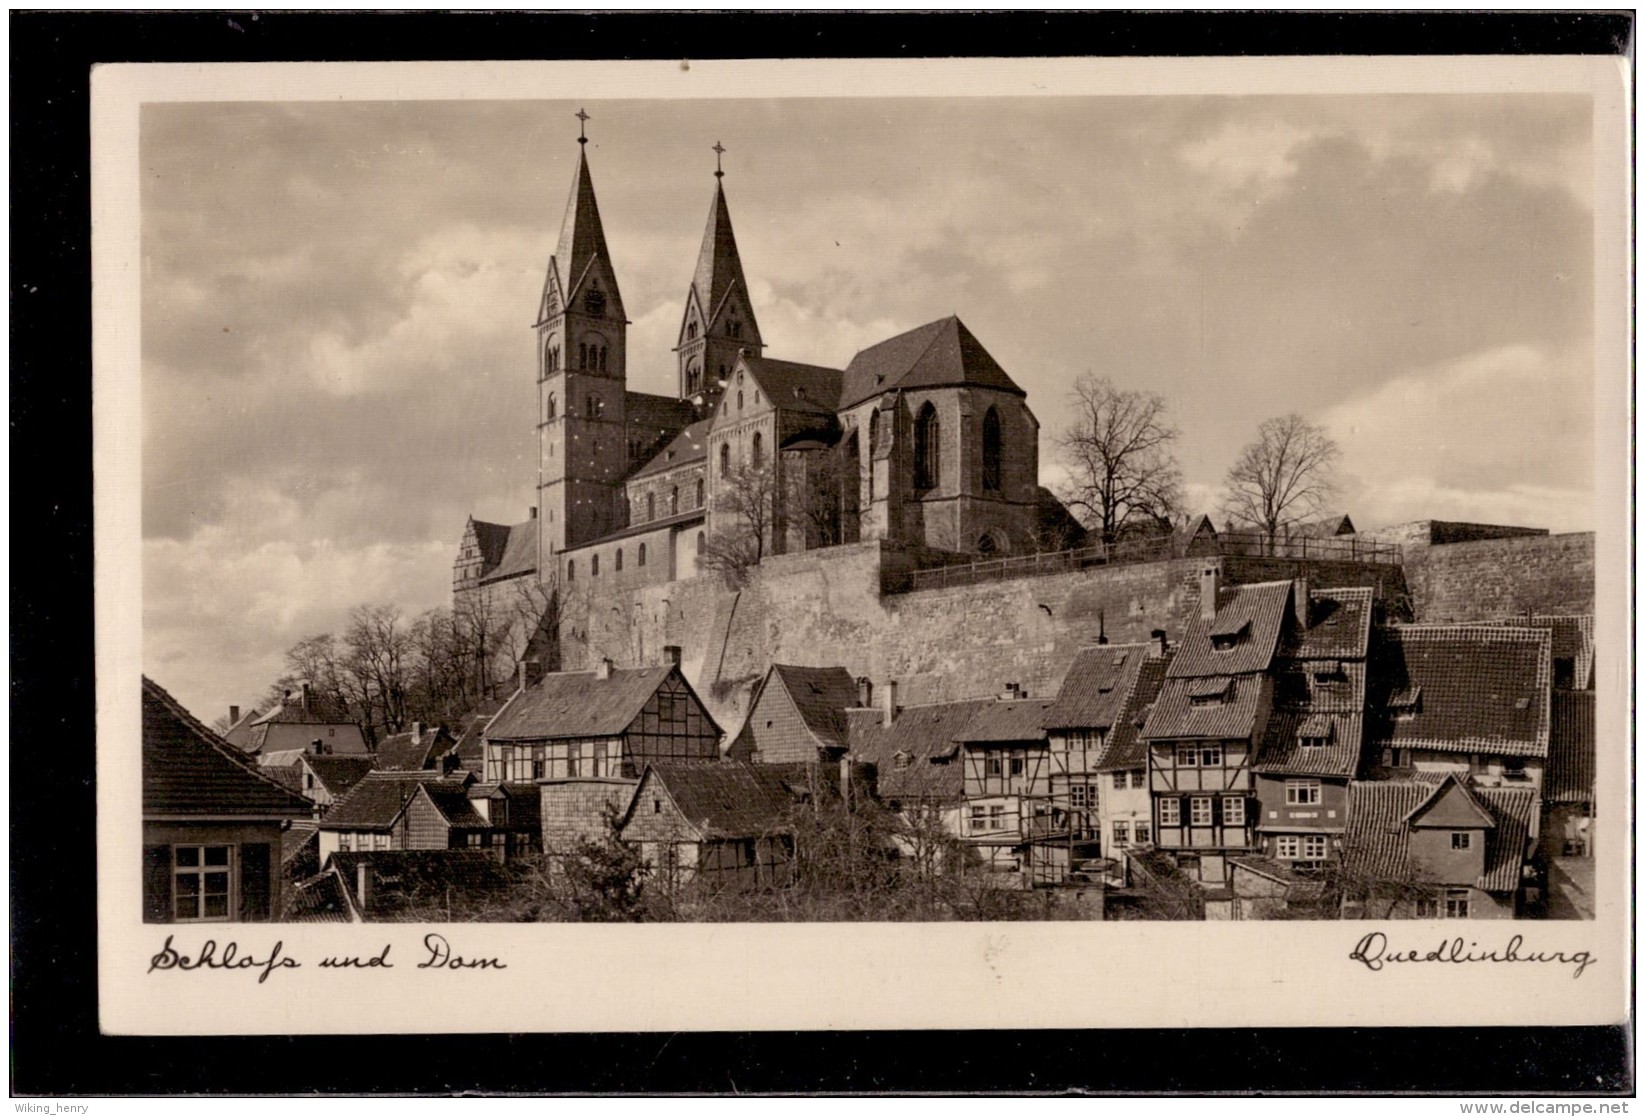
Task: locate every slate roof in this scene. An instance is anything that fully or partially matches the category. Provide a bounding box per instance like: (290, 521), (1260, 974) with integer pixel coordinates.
(1168, 581), (1293, 679)
(1367, 625), (1551, 759)
(765, 664), (859, 750)
(1290, 587), (1374, 661)
(955, 698), (1054, 744)
(374, 727), (454, 772)
(1545, 690), (1596, 803)
(846, 699), (992, 802)
(142, 677), (314, 819)
(625, 391), (699, 455)
(550, 148), (624, 314)
(1094, 657), (1172, 772)
(1343, 779), (1535, 893)
(485, 664), (683, 742)
(690, 180), (755, 330)
(635, 761), (798, 840)
(838, 316), (1026, 411)
(1253, 710), (1364, 777)
(1042, 643), (1152, 731)
(1142, 674), (1267, 741)
(629, 418), (712, 480)
(742, 357), (844, 417)
(305, 755), (377, 799)
(319, 771), (472, 831)
(324, 851), (514, 922)
(468, 518), (513, 569)
(482, 520), (539, 585)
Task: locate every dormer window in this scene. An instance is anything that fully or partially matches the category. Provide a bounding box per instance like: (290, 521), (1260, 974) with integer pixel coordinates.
(1209, 621), (1250, 652)
(892, 750), (912, 772)
(1187, 677), (1234, 706)
(1312, 661), (1346, 684)
(1298, 713), (1334, 749)
(1388, 685), (1422, 719)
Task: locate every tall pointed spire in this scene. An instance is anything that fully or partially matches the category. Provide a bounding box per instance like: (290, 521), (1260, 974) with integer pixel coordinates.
(690, 144), (755, 334)
(548, 108), (624, 318)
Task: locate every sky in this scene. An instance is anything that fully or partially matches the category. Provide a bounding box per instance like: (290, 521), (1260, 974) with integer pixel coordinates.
(141, 94), (1597, 718)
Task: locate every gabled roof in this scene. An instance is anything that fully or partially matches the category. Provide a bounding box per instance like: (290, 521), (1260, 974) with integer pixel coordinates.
(624, 391), (699, 451)
(1142, 674), (1267, 742)
(955, 698), (1053, 744)
(630, 761), (796, 840)
(1253, 711), (1364, 777)
(1168, 581), (1293, 679)
(1042, 643), (1152, 732)
(471, 782), (544, 831)
(319, 771), (473, 831)
(847, 699), (992, 801)
(629, 418), (712, 480)
(1404, 773), (1496, 829)
(264, 765), (305, 794)
(1290, 586), (1374, 661)
(1367, 625), (1551, 758)
(142, 677), (313, 819)
(479, 520), (539, 585)
(1484, 614), (1595, 690)
(550, 148), (624, 316)
(764, 664), (859, 750)
(249, 688), (355, 727)
(1343, 780), (1535, 893)
(415, 783), (490, 830)
(1545, 691), (1596, 803)
(467, 518), (513, 569)
(452, 694), (512, 767)
(323, 851), (513, 922)
(486, 664), (699, 742)
(838, 316), (1026, 410)
(740, 357), (844, 417)
(374, 726), (455, 772)
(305, 755), (377, 799)
(283, 870), (353, 923)
(1093, 657), (1172, 771)
(689, 181), (758, 336)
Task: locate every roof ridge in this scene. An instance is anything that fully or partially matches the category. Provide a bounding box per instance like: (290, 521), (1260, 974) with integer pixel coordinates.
(143, 677), (312, 807)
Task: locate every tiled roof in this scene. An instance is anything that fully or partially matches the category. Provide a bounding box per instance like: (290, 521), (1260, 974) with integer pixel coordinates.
(249, 688), (354, 727)
(283, 870), (353, 923)
(319, 771), (471, 830)
(259, 748), (307, 769)
(468, 518), (512, 568)
(264, 765), (305, 793)
(1474, 787), (1537, 892)
(573, 507), (707, 549)
(485, 664), (680, 742)
(305, 755), (377, 799)
(1367, 625), (1551, 759)
(768, 664), (859, 750)
(142, 677), (313, 818)
(1485, 614), (1594, 690)
(1545, 691), (1596, 803)
(1141, 674), (1266, 741)
(847, 699), (992, 801)
(1229, 854), (1326, 902)
(417, 784), (490, 829)
(325, 851), (514, 922)
(1268, 660), (1368, 713)
(374, 727), (454, 772)
(1343, 779), (1534, 893)
(955, 698), (1054, 744)
(629, 419), (712, 480)
(281, 823), (318, 865)
(690, 181), (754, 331)
(1168, 581), (1293, 679)
(481, 520), (539, 585)
(742, 357), (845, 416)
(452, 695), (511, 767)
(1042, 643), (1152, 731)
(1094, 657), (1172, 772)
(636, 761), (797, 839)
(1290, 587), (1374, 661)
(838, 316), (1026, 411)
(1253, 710), (1364, 777)
(624, 391), (699, 456)
(1404, 774), (1496, 828)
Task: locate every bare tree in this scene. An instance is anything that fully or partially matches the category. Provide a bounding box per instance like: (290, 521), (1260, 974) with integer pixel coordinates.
(1054, 375), (1184, 546)
(1221, 413), (1341, 552)
(698, 460), (779, 587)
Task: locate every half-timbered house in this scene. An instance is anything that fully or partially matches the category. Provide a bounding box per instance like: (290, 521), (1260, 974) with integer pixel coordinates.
(1042, 643), (1154, 845)
(482, 659), (722, 781)
(617, 761), (799, 892)
(954, 691), (1055, 882)
(315, 770), (477, 862)
(845, 688), (990, 845)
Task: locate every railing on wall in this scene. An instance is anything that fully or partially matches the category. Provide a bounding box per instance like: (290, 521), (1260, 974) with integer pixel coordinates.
(898, 530), (1400, 594)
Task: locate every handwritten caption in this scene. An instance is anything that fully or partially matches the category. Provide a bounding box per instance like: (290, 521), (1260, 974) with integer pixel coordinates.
(1349, 932), (1594, 979)
(147, 932), (504, 983)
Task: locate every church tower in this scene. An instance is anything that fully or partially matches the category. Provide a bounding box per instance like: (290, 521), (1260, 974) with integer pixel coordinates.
(537, 111), (630, 561)
(675, 142), (763, 411)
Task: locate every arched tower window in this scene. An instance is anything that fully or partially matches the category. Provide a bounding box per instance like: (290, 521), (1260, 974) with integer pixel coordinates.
(546, 393), (557, 420)
(977, 532), (999, 555)
(647, 493), (655, 522)
(545, 337), (559, 372)
(737, 391), (744, 411)
(578, 343), (589, 370)
(695, 478), (705, 507)
(914, 402), (941, 491)
(982, 406), (1003, 492)
(597, 344), (608, 372)
(638, 543), (647, 566)
(687, 321), (698, 341)
(615, 548), (623, 572)
(720, 442), (730, 477)
(751, 432), (763, 469)
(592, 553), (600, 576)
(670, 486), (679, 515)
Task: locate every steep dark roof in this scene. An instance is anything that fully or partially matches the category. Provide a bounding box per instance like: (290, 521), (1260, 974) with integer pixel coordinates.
(1367, 625), (1551, 758)
(838, 316), (1026, 410)
(1168, 581), (1293, 679)
(249, 688), (355, 728)
(468, 519), (512, 569)
(282, 823), (319, 866)
(847, 699), (992, 801)
(324, 851), (513, 922)
(283, 870), (352, 923)
(629, 418), (712, 480)
(625, 391), (699, 454)
(264, 765), (305, 794)
(1253, 710), (1364, 777)
(1290, 587), (1374, 661)
(1094, 657), (1172, 772)
(305, 755), (377, 799)
(374, 727), (454, 772)
(482, 520), (539, 585)
(766, 664), (859, 750)
(1343, 780), (1534, 893)
(1142, 675), (1266, 741)
(690, 180), (757, 331)
(319, 771), (471, 830)
(1545, 691), (1596, 803)
(478, 782), (545, 831)
(417, 783), (489, 829)
(955, 698), (1053, 744)
(486, 664), (692, 742)
(452, 695), (511, 767)
(742, 357), (844, 416)
(1042, 643), (1152, 731)
(142, 677), (313, 818)
(635, 761), (797, 839)
(1485, 614), (1594, 690)
(550, 148), (624, 315)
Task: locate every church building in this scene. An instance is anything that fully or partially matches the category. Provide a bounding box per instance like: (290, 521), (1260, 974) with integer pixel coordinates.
(455, 114), (1045, 607)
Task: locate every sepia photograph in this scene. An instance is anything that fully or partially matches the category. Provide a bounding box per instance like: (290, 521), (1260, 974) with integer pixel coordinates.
(89, 52), (1630, 1037)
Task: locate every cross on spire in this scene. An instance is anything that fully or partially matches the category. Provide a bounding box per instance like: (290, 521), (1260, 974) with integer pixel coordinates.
(575, 107), (590, 145)
(712, 141), (725, 179)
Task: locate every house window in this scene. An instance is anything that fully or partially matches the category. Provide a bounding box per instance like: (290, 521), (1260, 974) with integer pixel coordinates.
(1190, 797), (1213, 826)
(751, 432), (763, 469)
(1222, 797), (1246, 826)
(305, 773), (314, 790)
(1135, 823), (1152, 844)
(592, 741), (609, 777)
(1159, 798), (1181, 826)
(988, 805), (1005, 831)
(913, 402), (940, 490)
(870, 409), (881, 453)
(696, 532), (705, 555)
(1502, 756), (1528, 779)
(638, 543), (647, 567)
(653, 798), (662, 814)
(1276, 835), (1300, 859)
(172, 845), (233, 922)
(1008, 757), (1024, 778)
(1451, 832), (1473, 850)
(1069, 785), (1090, 809)
(1131, 770), (1147, 789)
(892, 750), (912, 771)
(981, 406), (1003, 491)
(1199, 745), (1223, 767)
(1444, 890), (1472, 919)
(1112, 772), (1127, 791)
(670, 486), (679, 515)
(1285, 780), (1322, 806)
(1302, 835), (1328, 860)
(985, 756), (1003, 778)
(338, 832), (354, 852)
(1175, 745), (1198, 767)
(1113, 822), (1130, 846)
(1381, 747), (1410, 768)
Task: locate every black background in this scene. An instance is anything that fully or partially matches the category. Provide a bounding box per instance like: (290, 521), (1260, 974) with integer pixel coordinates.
(11, 9), (1634, 1096)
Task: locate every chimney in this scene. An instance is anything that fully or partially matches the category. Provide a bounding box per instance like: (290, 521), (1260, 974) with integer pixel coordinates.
(355, 862), (370, 910)
(1151, 628), (1169, 658)
(1293, 576), (1310, 630)
(1097, 608), (1108, 645)
(529, 506), (538, 519)
(229, 705), (240, 726)
(596, 656), (613, 681)
(663, 645), (682, 667)
(300, 681), (313, 712)
(411, 721), (423, 743)
(881, 680), (898, 728)
(518, 659), (544, 692)
(1200, 565), (1220, 621)
(856, 676), (873, 709)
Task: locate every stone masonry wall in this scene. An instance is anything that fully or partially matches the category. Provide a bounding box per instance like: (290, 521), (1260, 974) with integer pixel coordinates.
(1399, 532), (1595, 623)
(538, 778), (637, 846)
